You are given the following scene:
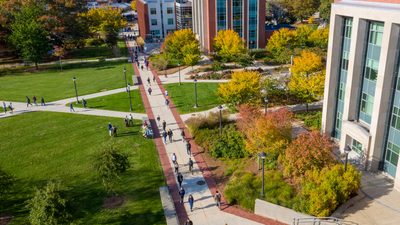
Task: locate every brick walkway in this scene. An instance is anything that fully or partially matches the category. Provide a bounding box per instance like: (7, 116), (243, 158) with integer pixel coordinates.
(127, 41), (284, 225)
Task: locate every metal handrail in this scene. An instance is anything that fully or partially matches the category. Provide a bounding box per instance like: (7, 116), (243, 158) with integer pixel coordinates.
(293, 217), (358, 225)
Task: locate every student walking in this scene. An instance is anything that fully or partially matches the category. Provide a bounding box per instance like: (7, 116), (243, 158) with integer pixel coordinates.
(171, 153), (177, 164)
(69, 103), (75, 112)
(165, 98), (170, 106)
(162, 130), (168, 144)
(162, 120), (166, 131)
(178, 187), (185, 203)
(188, 194), (194, 212)
(8, 103), (13, 114)
(157, 115), (161, 126)
(40, 97), (45, 106)
(112, 126), (118, 137)
(108, 122), (113, 136)
(147, 77), (151, 85)
(181, 129), (185, 142)
(3, 102), (6, 114)
(165, 90), (168, 97)
(188, 158), (194, 175)
(141, 65), (144, 70)
(147, 87), (152, 95)
(152, 75), (156, 83)
(186, 141), (192, 156)
(214, 190), (222, 210)
(82, 98), (87, 108)
(174, 162), (179, 173)
(167, 129), (173, 143)
(26, 96), (32, 107)
(32, 96), (37, 105)
(129, 114), (134, 126)
(177, 172), (183, 187)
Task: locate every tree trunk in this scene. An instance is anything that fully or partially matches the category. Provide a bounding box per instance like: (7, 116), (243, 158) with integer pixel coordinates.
(35, 62), (39, 70)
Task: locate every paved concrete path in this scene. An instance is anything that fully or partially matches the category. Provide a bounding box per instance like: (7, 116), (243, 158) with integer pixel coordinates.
(0, 86), (146, 120)
(128, 40), (283, 225)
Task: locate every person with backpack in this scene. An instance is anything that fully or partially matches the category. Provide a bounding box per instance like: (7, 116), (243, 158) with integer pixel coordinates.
(167, 129), (173, 143)
(162, 130), (168, 144)
(178, 187), (185, 203)
(174, 162), (179, 174)
(177, 172), (183, 187)
(162, 120), (167, 131)
(171, 153), (177, 164)
(214, 190), (222, 210)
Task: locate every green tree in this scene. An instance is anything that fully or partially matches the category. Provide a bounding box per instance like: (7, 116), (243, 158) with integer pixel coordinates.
(319, 0), (333, 22)
(218, 71), (262, 107)
(9, 2), (50, 69)
(0, 168), (14, 197)
(213, 29), (246, 62)
(28, 181), (70, 225)
(288, 50), (325, 111)
(163, 29), (200, 66)
(93, 143), (130, 193)
(83, 7), (127, 47)
(282, 0), (320, 21)
(266, 28), (296, 63)
(308, 27), (329, 50)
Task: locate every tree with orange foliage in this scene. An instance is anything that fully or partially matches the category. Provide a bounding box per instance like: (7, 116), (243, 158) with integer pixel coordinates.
(282, 131), (334, 179)
(237, 104), (263, 135)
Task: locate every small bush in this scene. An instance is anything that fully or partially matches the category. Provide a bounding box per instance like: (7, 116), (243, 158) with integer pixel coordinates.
(86, 38), (104, 47)
(210, 124), (247, 159)
(295, 111), (322, 130)
(186, 110), (230, 136)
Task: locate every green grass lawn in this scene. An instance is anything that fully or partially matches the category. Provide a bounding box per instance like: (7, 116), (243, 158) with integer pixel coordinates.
(0, 60), (135, 102)
(164, 82), (222, 114)
(0, 112), (165, 225)
(67, 40), (128, 60)
(73, 90), (145, 113)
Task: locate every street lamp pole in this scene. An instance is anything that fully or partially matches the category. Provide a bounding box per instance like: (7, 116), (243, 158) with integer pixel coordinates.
(123, 66), (128, 92)
(194, 78), (198, 108)
(218, 105), (223, 136)
(127, 83), (133, 111)
(344, 145), (352, 171)
(259, 152), (266, 198)
(178, 63), (181, 86)
(72, 77), (79, 103)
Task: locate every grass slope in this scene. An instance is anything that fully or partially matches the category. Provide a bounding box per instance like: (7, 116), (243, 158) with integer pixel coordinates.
(164, 82), (221, 114)
(0, 60), (134, 102)
(68, 40), (128, 60)
(0, 112), (165, 225)
(72, 90), (145, 113)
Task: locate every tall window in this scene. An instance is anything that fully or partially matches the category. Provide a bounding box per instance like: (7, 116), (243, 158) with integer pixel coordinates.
(232, 0), (243, 37)
(167, 7), (173, 14)
(352, 139), (363, 155)
(150, 8), (156, 15)
(151, 19), (157, 26)
(333, 18), (353, 139)
(167, 18), (174, 25)
(248, 0), (258, 49)
(358, 21), (384, 125)
(216, 0), (227, 31)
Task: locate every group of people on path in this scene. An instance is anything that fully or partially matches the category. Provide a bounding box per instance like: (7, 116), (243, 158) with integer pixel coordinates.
(26, 96), (45, 108)
(107, 122), (118, 137)
(69, 98), (87, 112)
(2, 102), (13, 114)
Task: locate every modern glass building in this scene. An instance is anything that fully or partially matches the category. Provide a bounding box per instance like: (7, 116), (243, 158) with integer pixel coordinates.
(191, 0), (266, 52)
(322, 0), (400, 190)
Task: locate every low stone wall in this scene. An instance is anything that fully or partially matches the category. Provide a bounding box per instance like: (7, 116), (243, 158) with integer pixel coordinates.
(254, 199), (312, 225)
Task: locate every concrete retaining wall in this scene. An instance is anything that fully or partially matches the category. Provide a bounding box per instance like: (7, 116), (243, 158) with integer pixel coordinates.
(254, 199), (312, 225)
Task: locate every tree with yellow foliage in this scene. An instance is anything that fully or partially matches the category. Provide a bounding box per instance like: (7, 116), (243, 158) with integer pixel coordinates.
(218, 70), (262, 107)
(163, 29), (200, 66)
(131, 0), (137, 11)
(288, 50), (325, 111)
(266, 28), (296, 63)
(213, 29), (246, 62)
(82, 7), (127, 47)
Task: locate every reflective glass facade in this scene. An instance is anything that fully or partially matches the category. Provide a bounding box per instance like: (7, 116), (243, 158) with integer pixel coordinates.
(384, 37), (400, 177)
(334, 18), (353, 139)
(359, 22), (384, 124)
(217, 0), (227, 31)
(248, 0), (258, 49)
(232, 0), (243, 37)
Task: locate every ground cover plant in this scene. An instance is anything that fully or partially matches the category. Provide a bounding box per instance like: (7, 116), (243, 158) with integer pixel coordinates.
(72, 90), (145, 113)
(0, 112), (165, 224)
(164, 82), (221, 114)
(0, 60), (133, 102)
(294, 110), (322, 130)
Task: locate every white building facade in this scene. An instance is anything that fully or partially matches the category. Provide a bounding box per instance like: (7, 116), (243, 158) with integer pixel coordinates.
(322, 0), (400, 190)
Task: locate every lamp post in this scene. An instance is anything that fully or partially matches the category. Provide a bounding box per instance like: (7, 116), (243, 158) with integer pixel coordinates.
(344, 145), (352, 171)
(127, 83), (133, 111)
(123, 66), (128, 92)
(218, 105), (223, 136)
(193, 78), (198, 108)
(178, 62), (181, 86)
(259, 152), (267, 198)
(72, 77), (79, 103)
